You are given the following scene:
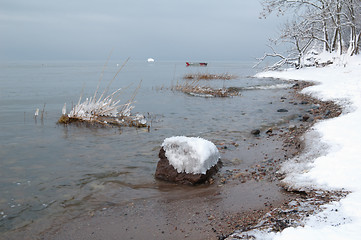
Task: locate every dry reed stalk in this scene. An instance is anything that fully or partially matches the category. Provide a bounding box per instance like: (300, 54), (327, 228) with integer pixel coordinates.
(93, 49), (113, 102)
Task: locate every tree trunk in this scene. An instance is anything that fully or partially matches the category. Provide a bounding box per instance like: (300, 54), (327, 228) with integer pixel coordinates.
(354, 32), (361, 55)
(330, 1), (343, 54)
(347, 0), (357, 55)
(349, 26), (356, 55)
(322, 2), (330, 52)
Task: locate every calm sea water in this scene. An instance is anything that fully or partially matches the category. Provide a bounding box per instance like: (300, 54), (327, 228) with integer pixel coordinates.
(0, 60), (297, 236)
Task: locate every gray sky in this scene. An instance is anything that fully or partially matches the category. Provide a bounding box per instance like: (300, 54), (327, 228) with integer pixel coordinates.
(0, 0), (282, 61)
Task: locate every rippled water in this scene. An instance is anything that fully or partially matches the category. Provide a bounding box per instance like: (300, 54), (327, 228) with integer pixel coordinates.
(0, 60), (297, 235)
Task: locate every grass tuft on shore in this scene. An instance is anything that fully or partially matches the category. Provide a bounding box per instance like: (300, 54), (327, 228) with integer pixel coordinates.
(183, 73), (237, 80)
(172, 79), (240, 98)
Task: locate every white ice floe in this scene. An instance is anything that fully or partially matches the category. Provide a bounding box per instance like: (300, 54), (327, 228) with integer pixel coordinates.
(236, 54), (361, 240)
(161, 136), (220, 174)
(147, 58), (155, 63)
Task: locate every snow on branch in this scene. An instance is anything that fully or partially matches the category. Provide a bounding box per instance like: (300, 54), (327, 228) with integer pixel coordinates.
(254, 44), (299, 70)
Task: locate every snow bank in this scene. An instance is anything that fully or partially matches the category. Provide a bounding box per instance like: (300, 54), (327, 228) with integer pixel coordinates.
(161, 136), (220, 174)
(252, 55), (361, 239)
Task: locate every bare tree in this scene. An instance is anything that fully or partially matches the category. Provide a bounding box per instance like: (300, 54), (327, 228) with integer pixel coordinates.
(255, 18), (316, 70)
(259, 0), (361, 69)
(261, 0), (334, 50)
(344, 0), (361, 55)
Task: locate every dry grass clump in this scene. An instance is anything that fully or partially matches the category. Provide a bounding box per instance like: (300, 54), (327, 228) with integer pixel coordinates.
(173, 80), (240, 98)
(58, 58), (148, 128)
(183, 73), (237, 80)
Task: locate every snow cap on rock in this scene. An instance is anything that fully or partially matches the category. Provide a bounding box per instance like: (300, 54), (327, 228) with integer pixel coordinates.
(161, 136), (220, 174)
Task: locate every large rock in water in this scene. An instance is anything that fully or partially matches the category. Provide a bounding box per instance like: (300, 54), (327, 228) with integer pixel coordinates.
(155, 136), (222, 185)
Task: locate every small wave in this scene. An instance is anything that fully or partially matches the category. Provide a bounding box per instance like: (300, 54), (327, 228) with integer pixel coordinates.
(243, 83), (293, 90)
(187, 92), (215, 98)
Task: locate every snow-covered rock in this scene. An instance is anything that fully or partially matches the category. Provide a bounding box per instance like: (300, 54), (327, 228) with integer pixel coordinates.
(155, 136), (221, 185)
(161, 136), (220, 174)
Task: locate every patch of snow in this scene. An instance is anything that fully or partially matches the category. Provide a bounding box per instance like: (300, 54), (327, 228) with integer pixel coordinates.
(133, 113), (147, 125)
(161, 136), (220, 174)
(250, 53), (361, 239)
(147, 58), (155, 62)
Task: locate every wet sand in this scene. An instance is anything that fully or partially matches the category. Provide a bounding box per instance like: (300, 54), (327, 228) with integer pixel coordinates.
(40, 81), (342, 240)
(42, 137), (298, 240)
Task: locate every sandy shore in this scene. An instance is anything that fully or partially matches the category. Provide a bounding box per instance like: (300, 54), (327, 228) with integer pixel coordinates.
(40, 81), (343, 240)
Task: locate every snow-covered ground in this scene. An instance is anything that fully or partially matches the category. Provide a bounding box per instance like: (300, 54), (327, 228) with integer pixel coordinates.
(239, 55), (361, 239)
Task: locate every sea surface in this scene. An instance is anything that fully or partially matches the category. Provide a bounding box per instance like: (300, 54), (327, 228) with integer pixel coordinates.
(0, 60), (299, 236)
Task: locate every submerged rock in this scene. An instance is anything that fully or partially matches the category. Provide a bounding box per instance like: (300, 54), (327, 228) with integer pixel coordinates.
(251, 129), (261, 136)
(289, 125), (297, 131)
(292, 83), (300, 88)
(302, 114), (310, 122)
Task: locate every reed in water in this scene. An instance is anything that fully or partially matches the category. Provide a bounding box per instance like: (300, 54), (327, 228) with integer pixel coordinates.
(58, 58), (147, 128)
